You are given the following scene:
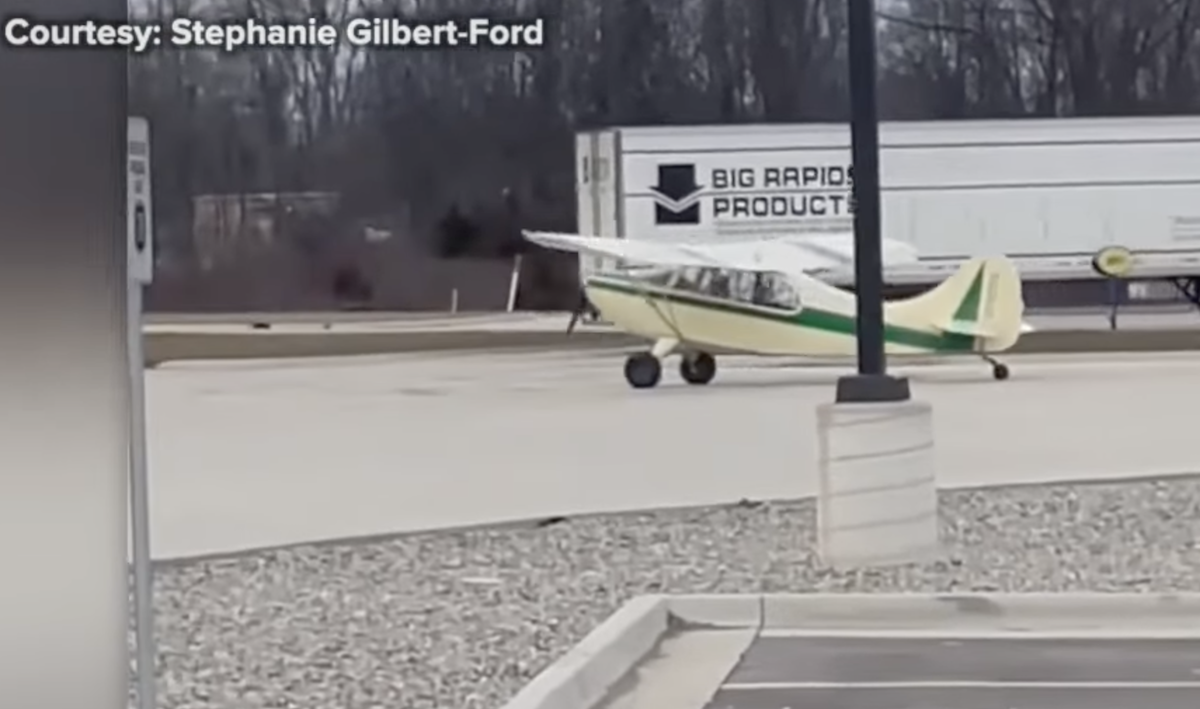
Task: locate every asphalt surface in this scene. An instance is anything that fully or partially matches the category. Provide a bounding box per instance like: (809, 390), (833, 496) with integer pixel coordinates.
(138, 306), (1200, 365)
(148, 350), (1200, 559)
(708, 686), (1200, 709)
(705, 636), (1200, 709)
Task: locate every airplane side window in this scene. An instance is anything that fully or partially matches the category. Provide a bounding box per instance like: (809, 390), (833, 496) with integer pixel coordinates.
(745, 272), (800, 311)
(688, 268), (705, 291)
(659, 267), (797, 311)
(730, 270), (756, 303)
(752, 273), (773, 306)
(708, 269), (731, 298)
(667, 267), (699, 291)
(645, 268), (674, 286)
(767, 275), (801, 310)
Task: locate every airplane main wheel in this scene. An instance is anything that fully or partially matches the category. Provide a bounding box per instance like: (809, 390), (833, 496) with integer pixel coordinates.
(992, 363), (1010, 380)
(624, 353), (662, 389)
(680, 352), (717, 385)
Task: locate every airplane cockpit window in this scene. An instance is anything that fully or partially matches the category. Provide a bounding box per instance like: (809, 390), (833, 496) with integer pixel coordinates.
(629, 266), (800, 312)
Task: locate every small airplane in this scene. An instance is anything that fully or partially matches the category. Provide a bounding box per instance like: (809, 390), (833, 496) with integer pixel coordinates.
(527, 229), (922, 328)
(523, 231), (1030, 389)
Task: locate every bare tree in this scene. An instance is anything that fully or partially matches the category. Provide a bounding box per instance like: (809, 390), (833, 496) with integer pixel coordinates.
(131, 0), (1200, 312)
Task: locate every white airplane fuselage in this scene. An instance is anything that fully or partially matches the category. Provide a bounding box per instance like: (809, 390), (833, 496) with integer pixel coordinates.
(584, 258), (1026, 358)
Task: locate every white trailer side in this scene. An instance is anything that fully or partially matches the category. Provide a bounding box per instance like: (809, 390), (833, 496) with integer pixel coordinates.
(575, 116), (1200, 287)
(575, 130), (623, 278)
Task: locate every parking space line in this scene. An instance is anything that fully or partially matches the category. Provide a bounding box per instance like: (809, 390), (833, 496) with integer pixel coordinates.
(720, 681), (1200, 690)
(757, 628), (1200, 639)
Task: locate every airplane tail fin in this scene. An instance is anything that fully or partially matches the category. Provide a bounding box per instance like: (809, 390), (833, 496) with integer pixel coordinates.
(889, 257), (1027, 352)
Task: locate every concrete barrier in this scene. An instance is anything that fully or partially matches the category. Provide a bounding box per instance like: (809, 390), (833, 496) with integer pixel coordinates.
(815, 400), (940, 569)
(144, 328), (1200, 365)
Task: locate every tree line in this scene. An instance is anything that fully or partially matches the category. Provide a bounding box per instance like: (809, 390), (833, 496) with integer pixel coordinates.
(130, 0), (1200, 311)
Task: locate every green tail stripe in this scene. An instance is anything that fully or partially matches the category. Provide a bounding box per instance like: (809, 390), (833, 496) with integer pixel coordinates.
(951, 267), (985, 324)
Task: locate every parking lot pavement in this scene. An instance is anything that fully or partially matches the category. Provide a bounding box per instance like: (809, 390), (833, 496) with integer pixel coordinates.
(707, 686), (1200, 709)
(704, 636), (1200, 709)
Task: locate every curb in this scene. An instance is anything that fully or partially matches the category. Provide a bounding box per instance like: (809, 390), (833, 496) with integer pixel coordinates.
(501, 595), (669, 709)
(498, 592), (1200, 709)
(144, 330), (639, 365)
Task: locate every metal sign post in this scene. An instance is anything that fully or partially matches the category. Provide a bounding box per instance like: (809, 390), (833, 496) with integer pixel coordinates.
(127, 116), (156, 709)
(834, 0), (911, 404)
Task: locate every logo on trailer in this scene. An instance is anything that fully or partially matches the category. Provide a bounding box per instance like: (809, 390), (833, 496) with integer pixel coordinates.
(650, 164), (703, 225)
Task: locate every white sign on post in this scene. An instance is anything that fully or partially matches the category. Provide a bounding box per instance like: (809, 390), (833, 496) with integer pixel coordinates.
(126, 115), (157, 709)
(127, 117), (153, 284)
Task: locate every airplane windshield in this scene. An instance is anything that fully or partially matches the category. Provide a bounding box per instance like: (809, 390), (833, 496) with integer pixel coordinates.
(631, 266), (801, 312)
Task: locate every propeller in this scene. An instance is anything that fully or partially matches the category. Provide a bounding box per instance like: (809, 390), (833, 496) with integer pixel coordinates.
(566, 290), (589, 335)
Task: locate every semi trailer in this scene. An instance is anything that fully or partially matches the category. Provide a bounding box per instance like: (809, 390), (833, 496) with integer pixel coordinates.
(575, 116), (1200, 307)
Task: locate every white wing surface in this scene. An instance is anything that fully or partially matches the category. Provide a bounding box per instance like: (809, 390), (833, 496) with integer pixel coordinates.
(523, 230), (918, 275)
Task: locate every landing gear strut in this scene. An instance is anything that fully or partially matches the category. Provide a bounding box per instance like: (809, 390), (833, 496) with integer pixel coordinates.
(624, 352), (662, 389)
(679, 352), (717, 385)
(982, 355), (1009, 381)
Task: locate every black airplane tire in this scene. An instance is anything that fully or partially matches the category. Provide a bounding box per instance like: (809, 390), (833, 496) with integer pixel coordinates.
(624, 353), (662, 389)
(992, 362), (1010, 381)
(680, 352), (717, 385)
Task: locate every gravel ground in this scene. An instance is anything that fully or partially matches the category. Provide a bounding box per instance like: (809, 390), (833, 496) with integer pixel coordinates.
(132, 474), (1200, 709)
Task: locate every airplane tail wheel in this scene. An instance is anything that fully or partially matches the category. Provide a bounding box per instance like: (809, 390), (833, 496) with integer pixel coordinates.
(680, 352), (717, 385)
(992, 363), (1010, 381)
(624, 352), (662, 389)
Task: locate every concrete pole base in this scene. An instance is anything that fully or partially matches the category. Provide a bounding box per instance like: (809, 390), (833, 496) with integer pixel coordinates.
(815, 399), (941, 570)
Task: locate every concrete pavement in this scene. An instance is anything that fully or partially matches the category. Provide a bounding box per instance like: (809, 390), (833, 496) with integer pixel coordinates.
(145, 350), (1200, 560)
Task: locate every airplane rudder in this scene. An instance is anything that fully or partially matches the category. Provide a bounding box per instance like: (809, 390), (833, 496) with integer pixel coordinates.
(946, 259), (988, 325)
(978, 257), (1025, 346)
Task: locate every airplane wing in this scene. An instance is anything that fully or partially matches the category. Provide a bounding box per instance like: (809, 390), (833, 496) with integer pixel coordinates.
(523, 231), (734, 270)
(523, 231), (919, 275)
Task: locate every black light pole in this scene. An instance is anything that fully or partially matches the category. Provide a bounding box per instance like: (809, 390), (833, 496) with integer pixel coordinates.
(835, 0), (911, 403)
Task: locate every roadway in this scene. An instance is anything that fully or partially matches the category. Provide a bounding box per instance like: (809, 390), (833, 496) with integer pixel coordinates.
(145, 349), (1200, 560)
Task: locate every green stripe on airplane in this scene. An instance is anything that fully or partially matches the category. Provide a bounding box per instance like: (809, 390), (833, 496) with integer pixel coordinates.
(587, 278), (977, 353)
(952, 268), (985, 324)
